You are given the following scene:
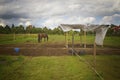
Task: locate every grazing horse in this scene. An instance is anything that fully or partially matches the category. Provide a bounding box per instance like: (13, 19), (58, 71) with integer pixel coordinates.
(38, 33), (48, 42)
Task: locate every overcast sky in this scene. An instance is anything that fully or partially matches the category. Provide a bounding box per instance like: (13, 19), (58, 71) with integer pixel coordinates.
(0, 0), (120, 29)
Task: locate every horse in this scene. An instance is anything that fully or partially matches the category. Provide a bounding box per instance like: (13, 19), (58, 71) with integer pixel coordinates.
(38, 33), (48, 42)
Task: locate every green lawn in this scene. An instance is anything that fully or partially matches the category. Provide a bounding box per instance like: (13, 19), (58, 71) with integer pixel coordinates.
(84, 55), (120, 80)
(0, 56), (96, 80)
(0, 55), (120, 80)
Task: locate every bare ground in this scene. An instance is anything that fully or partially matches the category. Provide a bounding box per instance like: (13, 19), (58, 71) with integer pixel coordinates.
(0, 43), (120, 56)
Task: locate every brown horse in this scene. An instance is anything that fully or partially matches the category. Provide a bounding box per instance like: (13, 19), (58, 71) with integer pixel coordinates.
(38, 33), (48, 42)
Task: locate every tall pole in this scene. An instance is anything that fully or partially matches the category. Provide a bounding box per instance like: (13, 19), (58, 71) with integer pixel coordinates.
(66, 32), (68, 48)
(65, 32), (66, 43)
(93, 42), (96, 80)
(65, 32), (68, 48)
(84, 31), (86, 48)
(79, 30), (82, 47)
(72, 32), (74, 55)
(65, 32), (66, 47)
(93, 42), (96, 64)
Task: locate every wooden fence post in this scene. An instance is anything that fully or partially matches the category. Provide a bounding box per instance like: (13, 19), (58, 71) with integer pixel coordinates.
(93, 42), (96, 68)
(79, 30), (82, 47)
(84, 31), (86, 48)
(72, 32), (74, 55)
(65, 32), (68, 48)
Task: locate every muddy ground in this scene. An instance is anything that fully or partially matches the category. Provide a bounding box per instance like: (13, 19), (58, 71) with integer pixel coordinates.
(0, 43), (120, 56)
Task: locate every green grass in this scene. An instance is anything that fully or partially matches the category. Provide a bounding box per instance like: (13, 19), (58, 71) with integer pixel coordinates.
(0, 34), (120, 47)
(0, 34), (120, 80)
(104, 36), (120, 47)
(0, 55), (25, 80)
(0, 56), (96, 80)
(23, 56), (96, 80)
(84, 55), (120, 80)
(0, 34), (37, 44)
(0, 55), (120, 80)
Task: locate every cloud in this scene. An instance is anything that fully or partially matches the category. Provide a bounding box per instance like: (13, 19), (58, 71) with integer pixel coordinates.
(0, 0), (119, 28)
(83, 17), (95, 24)
(1, 0), (119, 18)
(0, 0), (17, 5)
(25, 21), (31, 26)
(112, 0), (120, 12)
(18, 22), (24, 26)
(0, 23), (5, 27)
(0, 18), (5, 26)
(42, 16), (96, 28)
(18, 21), (32, 26)
(101, 14), (120, 25)
(0, 12), (27, 19)
(19, 18), (31, 22)
(101, 16), (112, 24)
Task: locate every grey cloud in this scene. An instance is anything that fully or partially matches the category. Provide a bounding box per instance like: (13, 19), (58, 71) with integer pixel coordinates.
(0, 0), (17, 5)
(0, 10), (28, 19)
(1, 0), (119, 18)
(0, 0), (120, 27)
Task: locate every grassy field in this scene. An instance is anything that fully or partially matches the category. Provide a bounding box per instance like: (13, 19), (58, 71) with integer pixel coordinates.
(0, 55), (120, 80)
(0, 34), (120, 80)
(0, 34), (120, 47)
(84, 55), (120, 80)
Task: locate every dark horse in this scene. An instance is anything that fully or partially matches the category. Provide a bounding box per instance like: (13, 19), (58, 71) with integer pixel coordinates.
(38, 33), (48, 42)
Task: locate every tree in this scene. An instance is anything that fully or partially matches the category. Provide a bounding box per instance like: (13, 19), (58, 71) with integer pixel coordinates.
(30, 26), (37, 33)
(26, 25), (33, 33)
(47, 29), (52, 34)
(18, 25), (25, 33)
(0, 25), (4, 33)
(4, 25), (11, 34)
(52, 27), (64, 35)
(11, 24), (16, 33)
(43, 27), (49, 33)
(12, 24), (15, 29)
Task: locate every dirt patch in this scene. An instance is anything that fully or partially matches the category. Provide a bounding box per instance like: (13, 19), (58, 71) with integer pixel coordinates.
(0, 43), (120, 56)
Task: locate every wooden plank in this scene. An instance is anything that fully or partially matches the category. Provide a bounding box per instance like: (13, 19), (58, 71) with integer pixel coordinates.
(84, 31), (86, 48)
(79, 30), (82, 47)
(72, 32), (74, 55)
(65, 32), (68, 48)
(93, 42), (96, 68)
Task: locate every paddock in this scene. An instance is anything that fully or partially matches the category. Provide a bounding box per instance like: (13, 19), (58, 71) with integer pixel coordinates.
(0, 34), (120, 80)
(0, 43), (120, 56)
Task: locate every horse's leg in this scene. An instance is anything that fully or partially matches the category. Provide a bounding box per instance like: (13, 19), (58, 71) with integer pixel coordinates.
(40, 37), (43, 42)
(39, 38), (41, 42)
(38, 34), (40, 43)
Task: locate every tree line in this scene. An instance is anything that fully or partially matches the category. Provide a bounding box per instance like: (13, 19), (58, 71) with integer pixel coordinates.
(0, 24), (120, 36)
(0, 24), (64, 35)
